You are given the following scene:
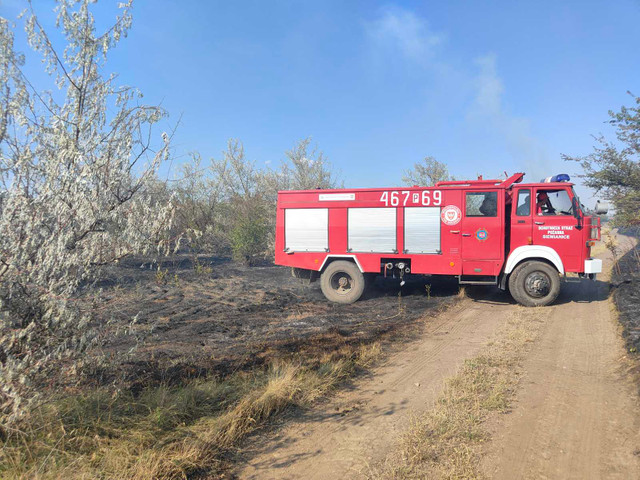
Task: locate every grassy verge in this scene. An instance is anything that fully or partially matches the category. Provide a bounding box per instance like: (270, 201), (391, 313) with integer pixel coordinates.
(1, 342), (382, 479)
(371, 308), (546, 480)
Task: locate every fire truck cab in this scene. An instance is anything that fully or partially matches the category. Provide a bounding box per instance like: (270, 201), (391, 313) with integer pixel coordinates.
(274, 173), (603, 307)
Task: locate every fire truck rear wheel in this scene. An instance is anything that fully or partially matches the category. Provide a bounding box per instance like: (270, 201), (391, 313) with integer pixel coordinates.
(508, 260), (560, 307)
(320, 260), (365, 304)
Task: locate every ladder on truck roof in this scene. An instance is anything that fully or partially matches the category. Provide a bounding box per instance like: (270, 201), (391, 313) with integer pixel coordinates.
(436, 172), (524, 189)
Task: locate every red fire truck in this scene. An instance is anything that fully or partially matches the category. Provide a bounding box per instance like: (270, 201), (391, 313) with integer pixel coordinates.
(274, 173), (605, 307)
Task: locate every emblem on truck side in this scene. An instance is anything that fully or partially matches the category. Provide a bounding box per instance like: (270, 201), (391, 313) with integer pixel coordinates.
(441, 205), (462, 225)
(476, 228), (489, 241)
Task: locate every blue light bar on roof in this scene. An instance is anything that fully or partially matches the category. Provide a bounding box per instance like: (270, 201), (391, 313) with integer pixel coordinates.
(541, 173), (570, 183)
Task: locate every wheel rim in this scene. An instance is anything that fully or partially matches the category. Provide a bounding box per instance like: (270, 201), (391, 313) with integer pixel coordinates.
(524, 271), (551, 298)
(329, 271), (353, 296)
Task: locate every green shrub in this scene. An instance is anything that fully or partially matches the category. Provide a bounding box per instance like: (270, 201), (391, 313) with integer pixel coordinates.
(230, 216), (269, 265)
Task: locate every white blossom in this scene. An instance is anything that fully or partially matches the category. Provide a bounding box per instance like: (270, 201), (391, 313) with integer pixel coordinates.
(0, 0), (175, 424)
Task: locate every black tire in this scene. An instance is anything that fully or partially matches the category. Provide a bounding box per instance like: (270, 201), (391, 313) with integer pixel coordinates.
(320, 260), (365, 304)
(508, 260), (561, 307)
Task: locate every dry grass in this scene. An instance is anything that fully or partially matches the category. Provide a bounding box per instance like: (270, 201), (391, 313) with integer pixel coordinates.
(1, 342), (382, 479)
(591, 227), (634, 260)
(371, 308), (546, 480)
(590, 229), (611, 257)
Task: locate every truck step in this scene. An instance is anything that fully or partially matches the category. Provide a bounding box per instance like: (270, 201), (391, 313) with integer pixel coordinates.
(458, 275), (499, 285)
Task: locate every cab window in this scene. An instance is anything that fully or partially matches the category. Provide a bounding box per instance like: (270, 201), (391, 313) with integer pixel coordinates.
(535, 189), (573, 216)
(466, 191), (497, 217)
(515, 189), (531, 216)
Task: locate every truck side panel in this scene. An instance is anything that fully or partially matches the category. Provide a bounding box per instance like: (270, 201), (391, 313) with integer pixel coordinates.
(276, 187), (482, 276)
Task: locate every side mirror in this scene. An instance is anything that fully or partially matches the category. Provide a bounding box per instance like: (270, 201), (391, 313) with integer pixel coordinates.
(572, 197), (583, 230)
(595, 200), (609, 215)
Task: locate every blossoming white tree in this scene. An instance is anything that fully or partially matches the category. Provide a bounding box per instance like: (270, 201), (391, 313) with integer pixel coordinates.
(0, 0), (175, 422)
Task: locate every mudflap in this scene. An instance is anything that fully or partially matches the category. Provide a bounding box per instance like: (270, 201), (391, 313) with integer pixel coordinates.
(291, 267), (319, 284)
(498, 273), (508, 291)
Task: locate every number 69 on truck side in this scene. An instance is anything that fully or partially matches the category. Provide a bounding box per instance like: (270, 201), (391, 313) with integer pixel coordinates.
(274, 172), (607, 307)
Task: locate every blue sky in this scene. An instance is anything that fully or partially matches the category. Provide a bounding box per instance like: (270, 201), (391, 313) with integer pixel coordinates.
(2, 0), (639, 203)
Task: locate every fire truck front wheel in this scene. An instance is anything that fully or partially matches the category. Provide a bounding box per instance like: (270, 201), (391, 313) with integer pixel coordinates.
(320, 260), (365, 304)
(508, 261), (561, 307)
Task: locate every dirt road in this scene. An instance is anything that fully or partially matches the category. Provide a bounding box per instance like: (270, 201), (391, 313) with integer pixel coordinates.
(236, 294), (519, 479)
(482, 238), (640, 479)
(236, 239), (640, 479)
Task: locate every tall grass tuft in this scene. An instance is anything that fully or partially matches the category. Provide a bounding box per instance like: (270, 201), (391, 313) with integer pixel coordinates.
(1, 343), (382, 479)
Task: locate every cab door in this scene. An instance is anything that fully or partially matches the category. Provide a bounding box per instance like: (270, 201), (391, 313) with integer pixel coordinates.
(511, 188), (533, 249)
(461, 190), (504, 276)
(532, 187), (581, 271)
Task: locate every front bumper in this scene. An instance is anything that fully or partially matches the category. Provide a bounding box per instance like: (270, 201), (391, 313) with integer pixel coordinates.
(584, 258), (602, 274)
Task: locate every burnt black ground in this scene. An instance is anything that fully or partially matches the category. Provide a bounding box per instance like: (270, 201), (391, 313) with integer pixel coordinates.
(612, 229), (640, 355)
(83, 256), (459, 388)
